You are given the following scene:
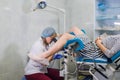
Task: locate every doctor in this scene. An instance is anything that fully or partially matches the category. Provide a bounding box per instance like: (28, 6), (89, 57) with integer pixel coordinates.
(24, 27), (63, 80)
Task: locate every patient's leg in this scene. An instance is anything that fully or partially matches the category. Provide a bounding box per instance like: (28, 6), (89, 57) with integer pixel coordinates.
(69, 26), (84, 35)
(40, 33), (75, 58)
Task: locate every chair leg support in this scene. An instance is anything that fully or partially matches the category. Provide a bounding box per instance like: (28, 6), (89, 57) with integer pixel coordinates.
(98, 65), (106, 71)
(89, 67), (99, 80)
(94, 67), (108, 79)
(116, 64), (120, 70)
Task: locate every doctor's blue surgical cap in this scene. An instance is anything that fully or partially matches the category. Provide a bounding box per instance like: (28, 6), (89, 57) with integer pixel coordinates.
(41, 27), (56, 38)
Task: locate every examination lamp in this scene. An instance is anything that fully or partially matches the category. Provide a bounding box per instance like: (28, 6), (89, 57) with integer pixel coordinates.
(33, 0), (65, 13)
(37, 1), (47, 9)
(33, 0), (66, 32)
(33, 0), (47, 11)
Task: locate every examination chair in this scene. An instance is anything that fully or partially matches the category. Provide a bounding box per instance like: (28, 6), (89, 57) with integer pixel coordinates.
(63, 38), (120, 80)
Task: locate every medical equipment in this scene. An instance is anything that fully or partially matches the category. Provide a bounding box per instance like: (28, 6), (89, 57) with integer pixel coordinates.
(37, 0), (47, 9)
(33, 0), (47, 11)
(62, 38), (120, 80)
(31, 0), (66, 33)
(58, 38), (86, 80)
(22, 0), (66, 33)
(22, 0), (47, 13)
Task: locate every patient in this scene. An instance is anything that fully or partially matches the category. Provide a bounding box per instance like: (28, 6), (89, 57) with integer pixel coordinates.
(28, 26), (120, 63)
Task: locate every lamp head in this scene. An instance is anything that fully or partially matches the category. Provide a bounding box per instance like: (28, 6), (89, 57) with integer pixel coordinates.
(37, 0), (47, 9)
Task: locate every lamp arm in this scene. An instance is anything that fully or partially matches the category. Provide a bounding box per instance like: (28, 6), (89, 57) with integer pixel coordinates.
(47, 4), (65, 13)
(47, 4), (66, 32)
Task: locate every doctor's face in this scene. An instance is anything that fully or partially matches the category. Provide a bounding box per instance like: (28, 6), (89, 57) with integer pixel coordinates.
(43, 33), (57, 45)
(45, 36), (54, 44)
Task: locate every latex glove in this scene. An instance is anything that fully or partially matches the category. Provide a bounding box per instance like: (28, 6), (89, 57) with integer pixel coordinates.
(53, 54), (63, 59)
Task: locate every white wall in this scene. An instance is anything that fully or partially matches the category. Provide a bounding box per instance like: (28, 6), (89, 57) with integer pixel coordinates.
(66, 0), (95, 39)
(0, 0), (65, 80)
